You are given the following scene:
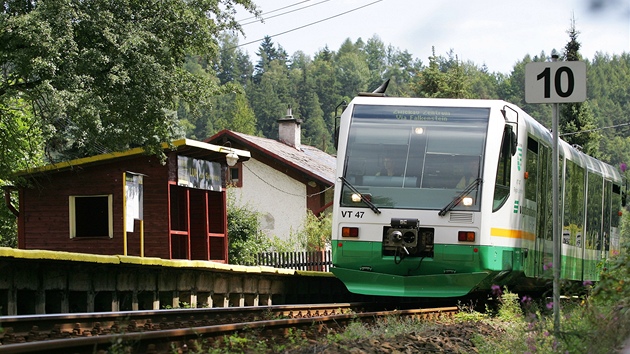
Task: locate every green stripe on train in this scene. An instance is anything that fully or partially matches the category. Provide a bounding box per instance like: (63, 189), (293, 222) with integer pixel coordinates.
(333, 241), (599, 281)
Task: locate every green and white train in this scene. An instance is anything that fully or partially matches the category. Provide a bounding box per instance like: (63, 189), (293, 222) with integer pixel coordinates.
(331, 94), (624, 297)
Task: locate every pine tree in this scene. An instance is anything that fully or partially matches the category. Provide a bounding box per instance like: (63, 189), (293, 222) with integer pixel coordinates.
(560, 17), (600, 156)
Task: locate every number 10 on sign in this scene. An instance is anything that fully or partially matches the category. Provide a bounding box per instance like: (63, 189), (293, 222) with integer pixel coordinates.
(525, 61), (586, 103)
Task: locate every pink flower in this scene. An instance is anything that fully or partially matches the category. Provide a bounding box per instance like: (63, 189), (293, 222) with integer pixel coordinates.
(621, 163), (628, 172)
(491, 284), (502, 296)
(546, 302), (554, 310)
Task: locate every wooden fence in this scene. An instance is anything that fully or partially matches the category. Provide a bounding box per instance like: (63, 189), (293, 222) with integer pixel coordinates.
(251, 251), (332, 272)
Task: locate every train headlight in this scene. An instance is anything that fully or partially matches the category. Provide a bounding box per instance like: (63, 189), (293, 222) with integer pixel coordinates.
(351, 193), (371, 203)
(462, 196), (474, 206)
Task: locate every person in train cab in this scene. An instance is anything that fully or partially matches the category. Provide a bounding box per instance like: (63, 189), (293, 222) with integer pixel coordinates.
(456, 159), (479, 189)
(377, 156), (402, 176)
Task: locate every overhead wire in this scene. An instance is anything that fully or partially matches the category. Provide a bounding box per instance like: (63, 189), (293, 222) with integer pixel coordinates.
(560, 121), (630, 137)
(234, 0), (384, 49)
(242, 162), (333, 198)
(238, 0), (329, 25)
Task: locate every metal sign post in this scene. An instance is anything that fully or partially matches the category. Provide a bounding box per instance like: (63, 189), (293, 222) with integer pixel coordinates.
(551, 99), (560, 332)
(525, 57), (586, 333)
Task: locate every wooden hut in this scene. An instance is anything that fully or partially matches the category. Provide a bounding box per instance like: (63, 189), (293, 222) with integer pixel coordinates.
(11, 139), (250, 262)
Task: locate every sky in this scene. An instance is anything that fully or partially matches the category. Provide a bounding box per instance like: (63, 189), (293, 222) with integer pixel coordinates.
(234, 0), (630, 74)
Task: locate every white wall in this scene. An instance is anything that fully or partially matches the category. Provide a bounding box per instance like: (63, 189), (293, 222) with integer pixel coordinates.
(229, 159), (306, 244)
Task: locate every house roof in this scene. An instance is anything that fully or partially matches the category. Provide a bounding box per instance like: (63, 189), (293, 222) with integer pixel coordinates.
(207, 130), (336, 185)
(15, 138), (251, 176)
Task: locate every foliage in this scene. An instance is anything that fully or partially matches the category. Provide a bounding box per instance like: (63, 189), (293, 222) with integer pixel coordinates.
(226, 193), (269, 265)
(295, 210), (332, 251)
(560, 18), (601, 157)
(411, 47), (474, 99)
(0, 97), (43, 247)
(591, 212), (630, 309)
(0, 0), (258, 170)
(470, 274), (630, 353)
(0, 185), (18, 248)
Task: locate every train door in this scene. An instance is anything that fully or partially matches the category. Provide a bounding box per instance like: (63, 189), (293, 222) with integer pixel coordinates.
(562, 160), (585, 280)
(537, 143), (553, 277)
(523, 137), (539, 277)
(602, 181), (613, 258)
(585, 172), (603, 279)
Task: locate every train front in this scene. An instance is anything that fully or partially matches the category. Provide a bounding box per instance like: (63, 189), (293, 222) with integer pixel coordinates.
(331, 96), (516, 297)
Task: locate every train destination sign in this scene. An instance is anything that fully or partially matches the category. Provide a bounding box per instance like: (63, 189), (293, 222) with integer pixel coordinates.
(352, 105), (490, 123)
(525, 61), (586, 103)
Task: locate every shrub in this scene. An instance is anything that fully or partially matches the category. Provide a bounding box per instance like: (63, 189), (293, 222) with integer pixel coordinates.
(295, 210), (331, 251)
(0, 185), (17, 248)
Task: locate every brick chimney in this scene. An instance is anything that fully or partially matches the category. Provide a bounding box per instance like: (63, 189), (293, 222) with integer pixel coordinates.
(277, 105), (302, 150)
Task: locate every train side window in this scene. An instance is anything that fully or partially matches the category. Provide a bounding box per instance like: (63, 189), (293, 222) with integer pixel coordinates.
(493, 126), (513, 211)
(525, 137), (538, 202)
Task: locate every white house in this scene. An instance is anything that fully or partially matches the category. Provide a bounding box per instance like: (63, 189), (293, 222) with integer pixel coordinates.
(206, 110), (335, 244)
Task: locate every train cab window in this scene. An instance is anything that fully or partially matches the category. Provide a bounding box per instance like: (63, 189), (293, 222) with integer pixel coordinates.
(69, 195), (113, 238)
(492, 125), (514, 211)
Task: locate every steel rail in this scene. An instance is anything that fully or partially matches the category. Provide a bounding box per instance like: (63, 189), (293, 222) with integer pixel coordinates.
(0, 306), (458, 353)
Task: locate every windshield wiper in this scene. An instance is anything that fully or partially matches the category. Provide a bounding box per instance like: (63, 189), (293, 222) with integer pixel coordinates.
(339, 176), (381, 214)
(438, 178), (482, 216)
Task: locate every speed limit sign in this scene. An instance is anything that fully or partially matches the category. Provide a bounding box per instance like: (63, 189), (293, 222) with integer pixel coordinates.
(525, 61), (586, 103)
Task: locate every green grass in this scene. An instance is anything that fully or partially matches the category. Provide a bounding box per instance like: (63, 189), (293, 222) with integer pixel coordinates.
(472, 287), (630, 354)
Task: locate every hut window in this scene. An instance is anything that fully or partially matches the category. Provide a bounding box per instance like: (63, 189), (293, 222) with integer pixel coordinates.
(228, 162), (242, 187)
(69, 195), (113, 238)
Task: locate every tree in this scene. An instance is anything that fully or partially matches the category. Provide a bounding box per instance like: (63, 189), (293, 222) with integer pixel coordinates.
(364, 35), (387, 91)
(310, 49), (342, 134)
(247, 73), (284, 138)
(383, 46), (422, 97)
(560, 18), (600, 156)
(253, 36), (288, 83)
(335, 39), (369, 98)
(214, 32), (254, 87)
(498, 53), (552, 127)
(212, 89), (257, 135)
(412, 47), (471, 98)
(1, 0), (259, 165)
(0, 98), (42, 247)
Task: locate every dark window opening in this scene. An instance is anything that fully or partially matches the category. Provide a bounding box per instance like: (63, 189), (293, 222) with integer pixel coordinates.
(73, 195), (111, 237)
(227, 163), (242, 187)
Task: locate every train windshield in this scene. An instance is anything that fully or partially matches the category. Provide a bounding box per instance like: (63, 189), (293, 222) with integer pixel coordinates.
(341, 104), (490, 211)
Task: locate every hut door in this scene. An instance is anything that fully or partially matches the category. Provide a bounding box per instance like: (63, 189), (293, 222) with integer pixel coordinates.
(169, 184), (190, 259)
(189, 189), (228, 262)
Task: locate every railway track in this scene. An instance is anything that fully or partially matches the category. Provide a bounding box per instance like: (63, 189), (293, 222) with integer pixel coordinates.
(0, 303), (458, 353)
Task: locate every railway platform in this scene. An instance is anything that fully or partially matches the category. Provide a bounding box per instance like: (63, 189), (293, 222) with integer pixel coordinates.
(0, 247), (350, 316)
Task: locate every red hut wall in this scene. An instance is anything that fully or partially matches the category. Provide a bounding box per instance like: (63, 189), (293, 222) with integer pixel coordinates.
(18, 155), (171, 258)
(18, 153), (229, 262)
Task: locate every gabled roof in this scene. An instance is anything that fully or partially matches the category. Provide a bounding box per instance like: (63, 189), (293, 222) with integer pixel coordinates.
(206, 130), (336, 185)
(15, 139), (251, 176)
